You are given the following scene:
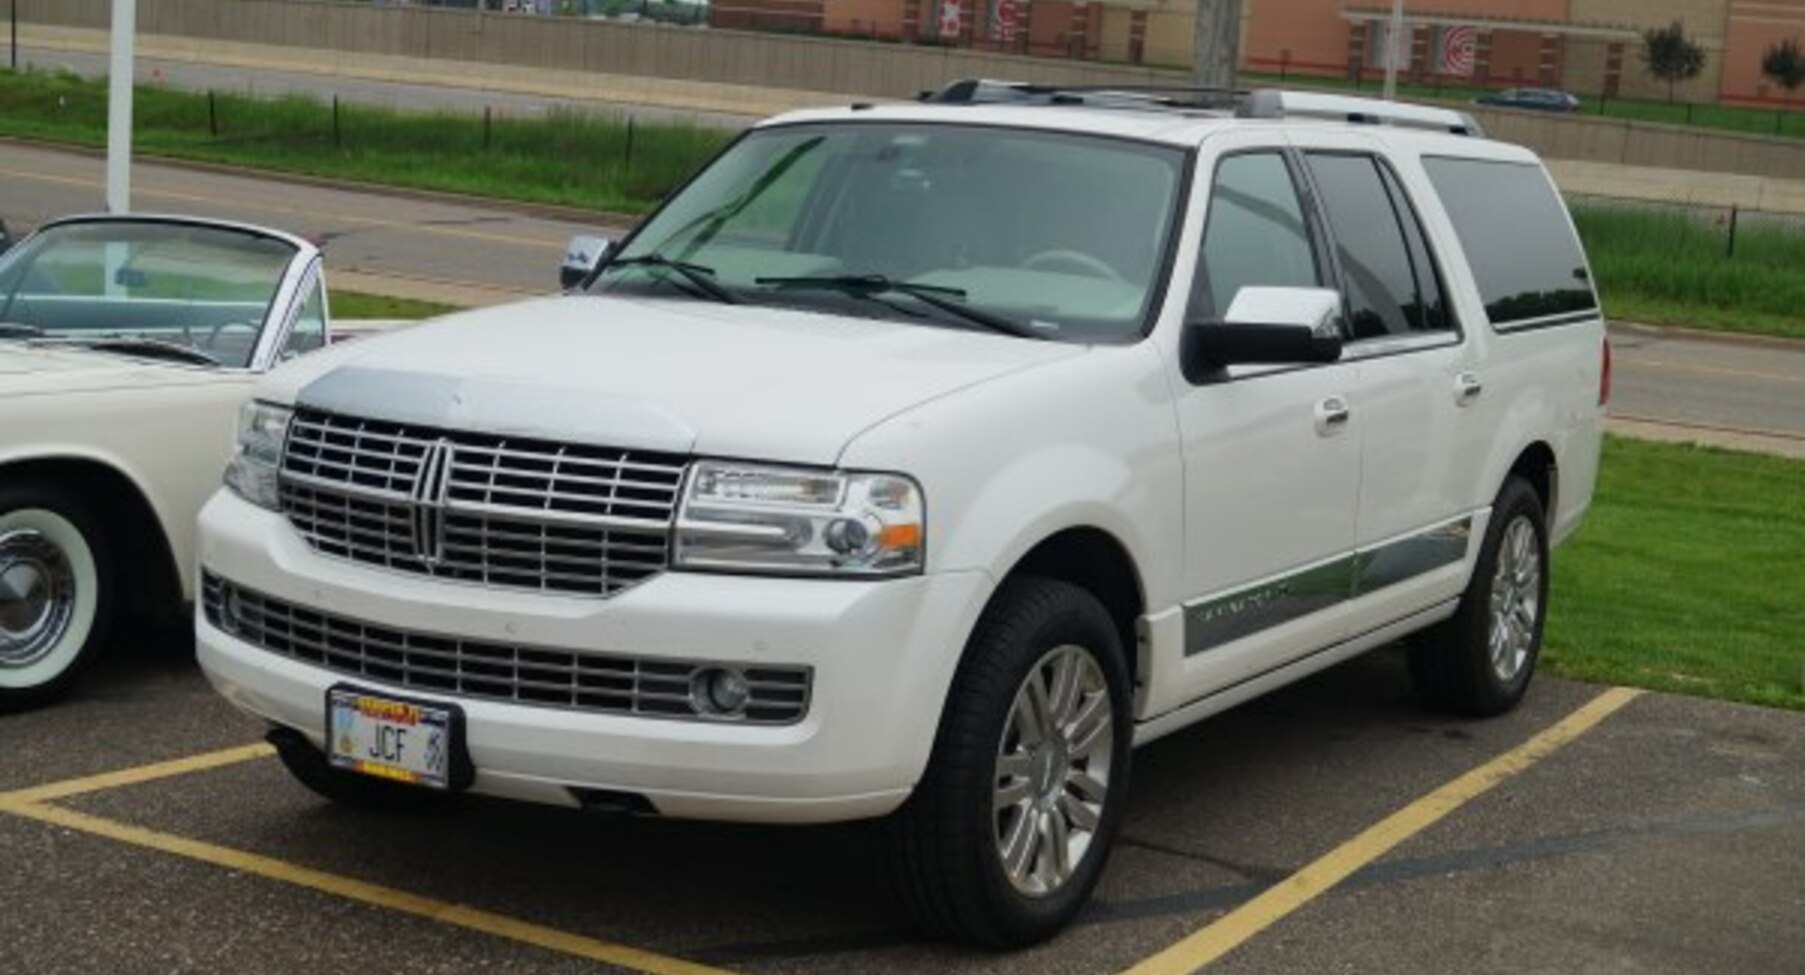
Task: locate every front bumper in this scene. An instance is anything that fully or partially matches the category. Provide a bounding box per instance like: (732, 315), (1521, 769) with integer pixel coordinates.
(195, 490), (993, 823)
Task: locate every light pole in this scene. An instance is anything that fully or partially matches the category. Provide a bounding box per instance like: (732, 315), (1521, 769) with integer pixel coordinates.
(1381, 0), (1404, 101)
(106, 0), (136, 213)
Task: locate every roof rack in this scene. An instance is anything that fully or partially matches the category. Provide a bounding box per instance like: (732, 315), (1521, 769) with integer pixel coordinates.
(916, 78), (1486, 138)
(1236, 89), (1485, 137)
(918, 78), (1245, 112)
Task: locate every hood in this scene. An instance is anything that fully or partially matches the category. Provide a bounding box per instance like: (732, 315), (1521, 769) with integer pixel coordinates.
(268, 294), (1086, 463)
(0, 341), (232, 397)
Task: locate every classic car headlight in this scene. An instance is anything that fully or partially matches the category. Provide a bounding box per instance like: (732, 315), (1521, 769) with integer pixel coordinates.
(674, 461), (924, 576)
(223, 401), (293, 510)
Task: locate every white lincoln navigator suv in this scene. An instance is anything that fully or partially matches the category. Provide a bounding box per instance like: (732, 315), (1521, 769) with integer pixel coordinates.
(197, 83), (1607, 946)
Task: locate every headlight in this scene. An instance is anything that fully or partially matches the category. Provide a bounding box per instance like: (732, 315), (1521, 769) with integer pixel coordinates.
(674, 461), (924, 577)
(223, 401), (293, 510)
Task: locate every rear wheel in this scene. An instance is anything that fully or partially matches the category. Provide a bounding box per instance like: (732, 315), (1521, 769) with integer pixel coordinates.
(1409, 476), (1549, 716)
(0, 486), (113, 712)
(886, 577), (1131, 947)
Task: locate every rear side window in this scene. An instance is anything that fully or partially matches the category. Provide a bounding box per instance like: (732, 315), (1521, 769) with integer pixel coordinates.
(1304, 153), (1449, 339)
(1422, 157), (1597, 327)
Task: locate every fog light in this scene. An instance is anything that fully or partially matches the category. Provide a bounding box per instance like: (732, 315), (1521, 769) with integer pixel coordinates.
(691, 667), (751, 717)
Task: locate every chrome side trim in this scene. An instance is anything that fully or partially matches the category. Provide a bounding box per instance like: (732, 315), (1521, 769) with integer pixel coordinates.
(1184, 514), (1473, 656)
(1337, 331), (1460, 361)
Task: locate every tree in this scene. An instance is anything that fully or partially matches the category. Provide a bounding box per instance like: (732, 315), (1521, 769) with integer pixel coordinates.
(1762, 37), (1805, 102)
(1641, 21), (1706, 104)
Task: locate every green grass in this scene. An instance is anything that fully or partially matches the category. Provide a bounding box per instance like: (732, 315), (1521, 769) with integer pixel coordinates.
(0, 68), (730, 214)
(1243, 70), (1805, 141)
(1571, 204), (1805, 340)
(329, 290), (456, 320)
(1545, 437), (1805, 711)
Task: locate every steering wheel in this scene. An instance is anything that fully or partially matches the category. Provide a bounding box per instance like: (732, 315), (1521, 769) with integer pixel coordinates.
(200, 320), (261, 354)
(1020, 249), (1123, 281)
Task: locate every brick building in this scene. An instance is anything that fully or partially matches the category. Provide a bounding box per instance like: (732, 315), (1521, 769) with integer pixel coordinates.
(709, 0), (1805, 106)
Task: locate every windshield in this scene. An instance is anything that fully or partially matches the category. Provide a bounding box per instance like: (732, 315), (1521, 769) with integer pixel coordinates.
(592, 123), (1187, 343)
(0, 221), (299, 368)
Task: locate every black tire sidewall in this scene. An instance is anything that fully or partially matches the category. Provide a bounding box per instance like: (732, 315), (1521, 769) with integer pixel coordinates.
(934, 578), (1134, 944)
(1428, 477), (1550, 715)
(0, 484), (115, 710)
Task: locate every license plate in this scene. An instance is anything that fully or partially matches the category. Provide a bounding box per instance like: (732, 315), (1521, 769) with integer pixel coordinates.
(327, 687), (460, 791)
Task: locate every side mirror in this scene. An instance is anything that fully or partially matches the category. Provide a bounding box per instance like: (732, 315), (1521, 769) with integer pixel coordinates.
(1181, 286), (1345, 383)
(560, 234), (614, 290)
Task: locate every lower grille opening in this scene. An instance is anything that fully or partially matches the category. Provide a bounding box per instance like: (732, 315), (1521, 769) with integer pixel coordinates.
(203, 572), (812, 726)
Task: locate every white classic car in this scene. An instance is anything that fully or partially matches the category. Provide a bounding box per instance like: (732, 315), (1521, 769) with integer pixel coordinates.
(0, 214), (329, 710)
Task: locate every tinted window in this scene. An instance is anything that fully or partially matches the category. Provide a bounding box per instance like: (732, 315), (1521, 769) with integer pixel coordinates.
(1376, 162), (1451, 333)
(1191, 152), (1320, 320)
(1423, 157), (1597, 326)
(1305, 153), (1441, 339)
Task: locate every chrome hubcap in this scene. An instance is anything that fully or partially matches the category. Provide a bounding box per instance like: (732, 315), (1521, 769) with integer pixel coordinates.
(994, 644), (1114, 897)
(0, 529), (77, 668)
(1488, 516), (1542, 683)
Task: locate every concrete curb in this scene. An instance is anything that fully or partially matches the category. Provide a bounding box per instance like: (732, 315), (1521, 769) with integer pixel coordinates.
(1608, 320), (1805, 353)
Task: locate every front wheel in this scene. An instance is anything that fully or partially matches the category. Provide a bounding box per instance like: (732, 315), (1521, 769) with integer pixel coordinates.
(1409, 476), (1549, 716)
(0, 487), (114, 712)
(886, 577), (1132, 947)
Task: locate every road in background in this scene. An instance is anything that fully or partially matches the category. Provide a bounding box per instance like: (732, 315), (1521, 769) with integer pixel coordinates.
(13, 45), (757, 131)
(2, 140), (1801, 452)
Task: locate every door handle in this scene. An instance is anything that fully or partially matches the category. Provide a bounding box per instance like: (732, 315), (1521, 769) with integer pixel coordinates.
(1455, 372), (1484, 407)
(1315, 395), (1351, 436)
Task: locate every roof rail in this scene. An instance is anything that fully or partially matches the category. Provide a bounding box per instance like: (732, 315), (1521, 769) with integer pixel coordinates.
(915, 78), (1487, 138)
(1237, 89), (1486, 137)
(918, 78), (1243, 111)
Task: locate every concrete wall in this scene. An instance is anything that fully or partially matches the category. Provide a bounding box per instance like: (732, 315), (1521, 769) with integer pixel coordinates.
(16, 0), (1186, 97)
(1474, 106), (1805, 180)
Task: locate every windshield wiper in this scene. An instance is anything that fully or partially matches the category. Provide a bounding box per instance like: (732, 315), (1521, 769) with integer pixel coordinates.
(602, 254), (738, 304)
(0, 322), (44, 339)
(755, 274), (1046, 341)
(50, 336), (220, 366)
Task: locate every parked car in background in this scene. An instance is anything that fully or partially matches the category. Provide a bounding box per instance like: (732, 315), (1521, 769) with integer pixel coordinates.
(0, 214), (331, 710)
(1475, 88), (1582, 113)
(197, 83), (1606, 946)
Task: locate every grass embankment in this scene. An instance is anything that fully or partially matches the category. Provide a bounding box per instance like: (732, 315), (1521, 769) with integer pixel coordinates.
(1243, 71), (1805, 141)
(1571, 204), (1805, 340)
(330, 290), (456, 320)
(1545, 437), (1805, 711)
(0, 69), (730, 214)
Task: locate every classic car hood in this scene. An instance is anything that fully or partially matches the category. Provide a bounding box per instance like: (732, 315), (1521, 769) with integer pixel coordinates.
(269, 294), (1086, 463)
(0, 341), (236, 397)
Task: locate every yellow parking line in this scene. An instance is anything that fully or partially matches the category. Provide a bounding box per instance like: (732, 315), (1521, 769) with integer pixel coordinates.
(1120, 686), (1644, 975)
(0, 798), (736, 975)
(0, 742), (275, 805)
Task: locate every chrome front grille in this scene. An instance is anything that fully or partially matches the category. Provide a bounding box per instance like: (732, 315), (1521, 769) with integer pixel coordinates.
(203, 574), (812, 724)
(278, 409), (686, 597)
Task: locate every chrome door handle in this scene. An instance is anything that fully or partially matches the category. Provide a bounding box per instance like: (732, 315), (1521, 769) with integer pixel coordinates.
(1455, 372), (1484, 406)
(1315, 396), (1351, 436)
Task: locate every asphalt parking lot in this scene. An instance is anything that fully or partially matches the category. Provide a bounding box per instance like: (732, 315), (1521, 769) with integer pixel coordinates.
(4, 629), (1802, 975)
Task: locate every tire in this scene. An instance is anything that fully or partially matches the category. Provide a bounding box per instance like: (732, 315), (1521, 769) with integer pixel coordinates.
(885, 576), (1133, 948)
(269, 727), (450, 813)
(0, 485), (114, 712)
(1408, 476), (1549, 717)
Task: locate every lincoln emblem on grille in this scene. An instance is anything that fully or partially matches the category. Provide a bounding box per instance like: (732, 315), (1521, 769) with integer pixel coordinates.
(408, 439), (455, 567)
